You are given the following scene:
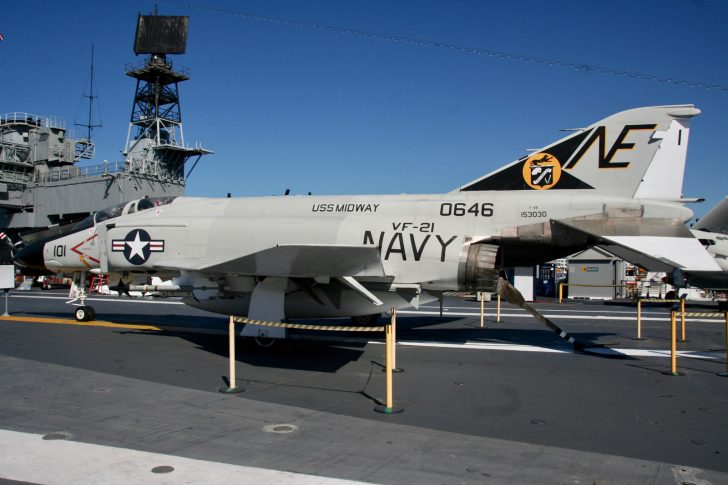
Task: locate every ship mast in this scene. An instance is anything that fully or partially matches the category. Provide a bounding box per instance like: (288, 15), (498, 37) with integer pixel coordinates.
(74, 44), (101, 159)
(77, 44), (102, 142)
(123, 14), (211, 183)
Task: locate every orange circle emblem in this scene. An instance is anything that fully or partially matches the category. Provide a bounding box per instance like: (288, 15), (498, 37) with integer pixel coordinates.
(522, 153), (562, 190)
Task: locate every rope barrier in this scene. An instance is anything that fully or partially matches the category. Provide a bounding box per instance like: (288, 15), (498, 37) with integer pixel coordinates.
(636, 298), (686, 340)
(682, 312), (726, 318)
(231, 316), (385, 332)
(224, 313), (406, 410)
(665, 310), (728, 377)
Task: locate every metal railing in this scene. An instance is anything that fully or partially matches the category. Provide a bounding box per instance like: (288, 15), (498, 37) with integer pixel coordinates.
(0, 112), (66, 130)
(124, 58), (191, 78)
(33, 161), (126, 184)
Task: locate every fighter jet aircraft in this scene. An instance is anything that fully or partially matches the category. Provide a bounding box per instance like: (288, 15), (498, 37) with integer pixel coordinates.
(15, 105), (722, 338)
(686, 197), (728, 293)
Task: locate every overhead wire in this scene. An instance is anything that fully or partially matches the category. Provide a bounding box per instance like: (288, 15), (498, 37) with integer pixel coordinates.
(148, 0), (727, 93)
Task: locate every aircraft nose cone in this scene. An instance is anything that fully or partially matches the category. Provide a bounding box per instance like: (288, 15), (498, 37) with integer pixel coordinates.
(14, 241), (47, 272)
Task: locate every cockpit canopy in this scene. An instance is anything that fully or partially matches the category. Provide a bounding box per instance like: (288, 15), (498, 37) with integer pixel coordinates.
(73, 197), (177, 230)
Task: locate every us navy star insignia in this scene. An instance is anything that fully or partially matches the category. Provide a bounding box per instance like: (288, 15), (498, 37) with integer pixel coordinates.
(111, 229), (165, 265)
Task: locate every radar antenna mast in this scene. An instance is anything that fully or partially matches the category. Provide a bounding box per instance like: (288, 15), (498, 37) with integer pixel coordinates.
(124, 13), (211, 182)
(74, 44), (100, 159)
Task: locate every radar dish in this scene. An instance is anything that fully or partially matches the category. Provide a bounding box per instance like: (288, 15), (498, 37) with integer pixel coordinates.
(133, 15), (189, 55)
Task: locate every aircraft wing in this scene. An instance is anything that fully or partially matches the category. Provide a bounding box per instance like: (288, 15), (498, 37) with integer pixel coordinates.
(694, 196), (728, 235)
(679, 270), (728, 290)
(161, 244), (388, 278)
(552, 218), (722, 273)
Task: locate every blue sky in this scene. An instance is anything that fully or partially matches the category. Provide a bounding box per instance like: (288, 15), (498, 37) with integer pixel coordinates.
(2, 0), (727, 219)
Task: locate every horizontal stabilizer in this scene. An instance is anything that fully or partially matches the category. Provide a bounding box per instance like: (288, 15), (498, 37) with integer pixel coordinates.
(553, 218), (721, 272)
(598, 237), (721, 273)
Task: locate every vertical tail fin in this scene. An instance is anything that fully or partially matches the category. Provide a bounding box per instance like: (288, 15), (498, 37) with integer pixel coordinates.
(454, 105), (700, 199)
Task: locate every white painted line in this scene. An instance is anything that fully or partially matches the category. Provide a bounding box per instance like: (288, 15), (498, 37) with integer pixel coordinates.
(374, 340), (572, 353)
(369, 339), (721, 360)
(8, 294), (722, 325)
(420, 304), (668, 316)
(0, 429), (369, 485)
(10, 293), (185, 305)
(585, 348), (721, 360)
(399, 310), (722, 324)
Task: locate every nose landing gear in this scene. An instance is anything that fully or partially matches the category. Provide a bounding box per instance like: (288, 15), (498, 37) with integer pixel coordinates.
(74, 305), (96, 322)
(68, 273), (96, 322)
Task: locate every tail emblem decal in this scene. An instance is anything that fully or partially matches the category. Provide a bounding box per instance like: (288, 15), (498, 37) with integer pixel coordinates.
(522, 153), (562, 190)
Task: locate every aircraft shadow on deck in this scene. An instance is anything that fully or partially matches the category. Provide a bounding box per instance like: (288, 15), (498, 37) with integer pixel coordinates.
(106, 316), (370, 373)
(23, 311), (633, 369)
(106, 312), (632, 367)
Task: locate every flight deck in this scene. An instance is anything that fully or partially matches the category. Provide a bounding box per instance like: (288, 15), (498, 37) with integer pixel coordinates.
(0, 291), (726, 484)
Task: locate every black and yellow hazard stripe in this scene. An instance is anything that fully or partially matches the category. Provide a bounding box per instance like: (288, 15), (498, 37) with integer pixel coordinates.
(232, 316), (385, 332)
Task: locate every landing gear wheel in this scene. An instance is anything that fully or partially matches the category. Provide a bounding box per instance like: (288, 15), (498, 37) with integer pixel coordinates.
(351, 313), (381, 326)
(74, 306), (95, 322)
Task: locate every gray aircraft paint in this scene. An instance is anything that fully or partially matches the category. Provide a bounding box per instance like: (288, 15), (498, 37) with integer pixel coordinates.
(17, 105), (725, 336)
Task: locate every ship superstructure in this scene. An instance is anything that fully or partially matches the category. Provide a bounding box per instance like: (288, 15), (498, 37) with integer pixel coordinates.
(0, 13), (211, 238)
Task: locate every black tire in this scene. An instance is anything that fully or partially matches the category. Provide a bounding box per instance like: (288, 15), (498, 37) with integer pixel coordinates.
(74, 306), (89, 322)
(74, 306), (95, 322)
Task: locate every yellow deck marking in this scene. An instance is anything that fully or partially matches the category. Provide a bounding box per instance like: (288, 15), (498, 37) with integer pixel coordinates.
(0, 315), (160, 331)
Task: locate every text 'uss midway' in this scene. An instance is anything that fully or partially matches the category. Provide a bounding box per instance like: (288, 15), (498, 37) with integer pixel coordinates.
(312, 203), (380, 213)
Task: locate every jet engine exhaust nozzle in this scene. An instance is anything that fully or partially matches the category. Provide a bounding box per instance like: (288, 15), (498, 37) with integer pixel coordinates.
(458, 243), (500, 293)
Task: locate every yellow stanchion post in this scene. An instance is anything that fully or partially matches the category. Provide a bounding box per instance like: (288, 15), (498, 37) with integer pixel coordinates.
(636, 299), (643, 340)
(382, 308), (403, 374)
(720, 312), (728, 377)
(480, 293), (485, 328)
(670, 310), (677, 374)
(497, 293), (501, 323)
(219, 316), (245, 393)
(374, 312), (404, 414)
(386, 321), (392, 407)
(664, 309), (682, 376)
(559, 283), (563, 304)
(680, 298), (686, 342)
(229, 316), (235, 386)
(391, 308), (397, 370)
(391, 308), (402, 373)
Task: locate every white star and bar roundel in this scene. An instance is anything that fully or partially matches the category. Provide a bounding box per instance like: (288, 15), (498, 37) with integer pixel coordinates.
(111, 229), (165, 265)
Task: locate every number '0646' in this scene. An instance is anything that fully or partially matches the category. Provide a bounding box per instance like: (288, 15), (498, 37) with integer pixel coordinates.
(440, 202), (493, 217)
